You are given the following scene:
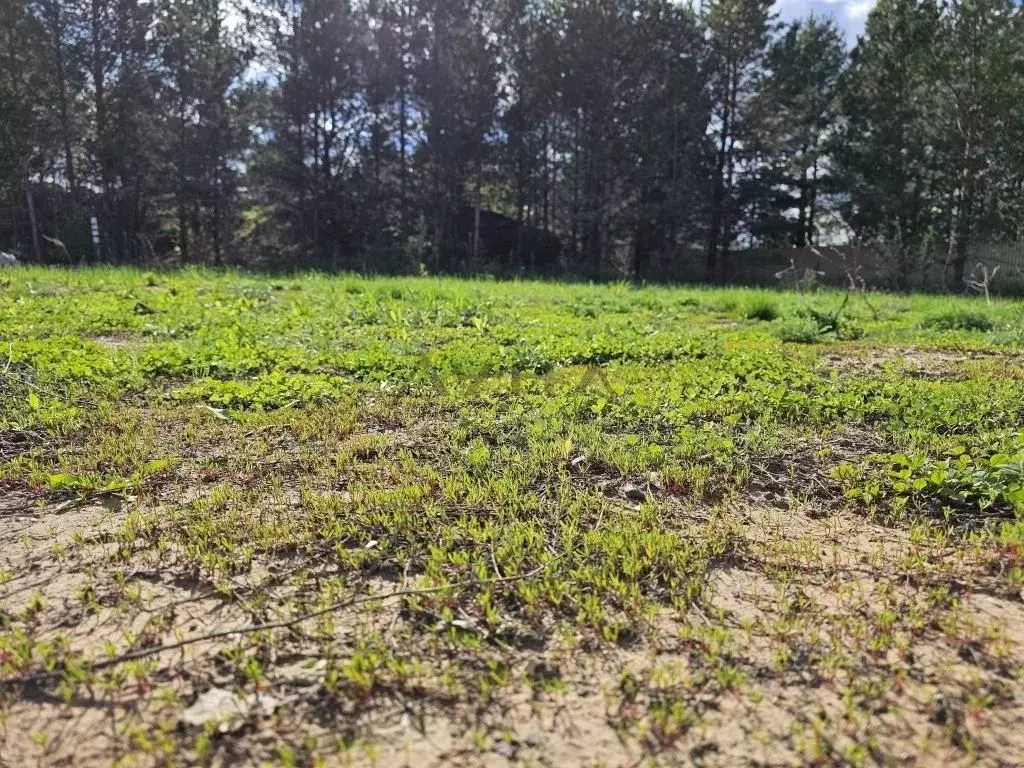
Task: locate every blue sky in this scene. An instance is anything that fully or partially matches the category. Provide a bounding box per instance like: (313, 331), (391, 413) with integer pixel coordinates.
(776, 0), (876, 41)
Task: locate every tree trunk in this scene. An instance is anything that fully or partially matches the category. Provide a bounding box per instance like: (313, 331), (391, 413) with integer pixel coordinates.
(806, 154), (819, 246)
(570, 116), (580, 262)
(708, 88), (731, 282)
(91, 0), (113, 263)
(794, 143), (809, 247)
(397, 1), (411, 251)
(211, 8), (225, 267)
(719, 62), (738, 281)
(542, 118), (550, 232)
(176, 88), (189, 262)
(47, 1), (78, 197)
(25, 183), (42, 262)
(473, 170), (481, 265)
(951, 173), (975, 289)
(399, 81), (408, 248)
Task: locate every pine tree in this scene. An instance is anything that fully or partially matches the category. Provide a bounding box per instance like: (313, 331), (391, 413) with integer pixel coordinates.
(752, 16), (846, 247)
(703, 0), (776, 280)
(934, 0), (1024, 285)
(834, 0), (942, 285)
(0, 0), (49, 258)
(256, 0), (367, 269)
(155, 0), (253, 264)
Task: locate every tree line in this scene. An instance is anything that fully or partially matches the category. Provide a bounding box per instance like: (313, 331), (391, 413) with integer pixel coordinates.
(1, 0), (1022, 285)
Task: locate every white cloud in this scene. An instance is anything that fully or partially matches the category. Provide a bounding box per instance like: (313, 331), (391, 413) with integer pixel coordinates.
(844, 0), (876, 20)
(775, 0), (877, 41)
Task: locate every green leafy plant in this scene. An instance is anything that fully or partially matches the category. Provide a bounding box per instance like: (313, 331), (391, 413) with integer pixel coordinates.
(743, 296), (779, 321)
(922, 310), (994, 332)
(775, 314), (823, 343)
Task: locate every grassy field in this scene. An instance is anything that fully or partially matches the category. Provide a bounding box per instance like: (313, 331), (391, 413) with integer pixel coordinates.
(1, 267), (1023, 767)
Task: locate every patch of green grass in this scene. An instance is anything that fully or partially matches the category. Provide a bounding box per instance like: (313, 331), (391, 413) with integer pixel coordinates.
(922, 310), (994, 332)
(743, 295), (779, 321)
(775, 314), (823, 343)
(2, 267), (1024, 766)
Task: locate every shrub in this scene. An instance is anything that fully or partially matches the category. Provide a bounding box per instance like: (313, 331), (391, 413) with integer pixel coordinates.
(921, 310), (993, 332)
(836, 319), (865, 341)
(775, 315), (822, 343)
(711, 296), (740, 314)
(787, 304), (865, 340)
(743, 296), (779, 322)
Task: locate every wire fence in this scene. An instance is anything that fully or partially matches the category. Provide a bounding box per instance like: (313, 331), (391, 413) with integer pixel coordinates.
(5, 194), (1024, 294)
(638, 241), (1024, 294)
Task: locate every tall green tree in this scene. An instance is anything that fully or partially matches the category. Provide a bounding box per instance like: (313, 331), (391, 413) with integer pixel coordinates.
(255, 0), (367, 269)
(361, 0), (423, 264)
(5, 0), (1022, 282)
(933, 0), (1024, 285)
(750, 17), (846, 247)
(495, 0), (557, 236)
(415, 0), (500, 272)
(625, 0), (711, 279)
(156, 0), (253, 264)
(703, 0), (776, 280)
(0, 0), (49, 258)
(834, 0), (943, 283)
(33, 0), (84, 201)
(75, 0), (161, 261)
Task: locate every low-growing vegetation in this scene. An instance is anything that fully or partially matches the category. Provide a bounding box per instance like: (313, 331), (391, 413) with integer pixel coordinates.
(1, 267), (1023, 766)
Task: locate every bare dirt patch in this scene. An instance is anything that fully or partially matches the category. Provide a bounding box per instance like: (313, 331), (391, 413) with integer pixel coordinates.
(721, 503), (1024, 766)
(88, 334), (137, 351)
(819, 346), (982, 380)
(0, 494), (124, 612)
(3, 487), (1021, 766)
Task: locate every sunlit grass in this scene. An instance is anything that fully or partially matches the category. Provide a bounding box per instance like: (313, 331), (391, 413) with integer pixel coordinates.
(1, 267), (1022, 765)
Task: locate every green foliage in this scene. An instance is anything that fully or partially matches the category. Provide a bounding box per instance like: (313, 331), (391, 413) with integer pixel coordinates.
(171, 372), (353, 411)
(838, 443), (1024, 517)
(922, 310), (994, 332)
(2, 268), (1024, 765)
(743, 295), (779, 321)
(3, 0), (1024, 298)
(775, 314), (823, 343)
(774, 301), (867, 343)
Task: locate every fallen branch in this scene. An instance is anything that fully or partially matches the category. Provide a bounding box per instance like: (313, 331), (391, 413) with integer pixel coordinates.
(964, 262), (999, 304)
(3, 560), (556, 687)
(41, 234), (71, 263)
(830, 291), (851, 330)
(809, 245), (881, 320)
